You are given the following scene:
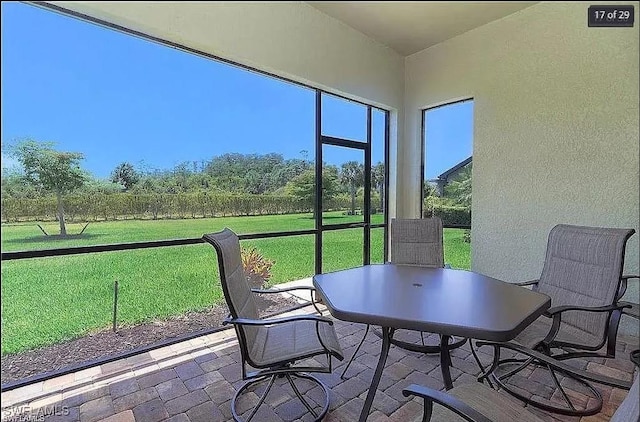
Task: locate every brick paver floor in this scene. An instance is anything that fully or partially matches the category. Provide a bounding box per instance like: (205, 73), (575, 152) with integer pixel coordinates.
(2, 304), (638, 422)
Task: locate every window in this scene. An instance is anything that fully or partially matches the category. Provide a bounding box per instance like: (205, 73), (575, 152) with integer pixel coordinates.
(422, 99), (473, 269)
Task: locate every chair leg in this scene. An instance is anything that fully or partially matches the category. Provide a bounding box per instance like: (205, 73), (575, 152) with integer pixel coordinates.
(286, 374), (330, 422)
(469, 339), (494, 389)
(489, 356), (603, 416)
(231, 373), (330, 422)
(341, 324), (370, 379)
(546, 364), (576, 411)
(231, 374), (276, 422)
(286, 374), (318, 417)
(497, 356), (535, 381)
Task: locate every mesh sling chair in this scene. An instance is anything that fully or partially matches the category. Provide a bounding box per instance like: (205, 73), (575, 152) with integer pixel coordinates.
(340, 217), (465, 379)
(203, 228), (344, 422)
(402, 348), (640, 422)
(468, 224), (636, 416)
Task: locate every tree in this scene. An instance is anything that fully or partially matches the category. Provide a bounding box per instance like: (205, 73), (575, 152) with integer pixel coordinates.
(340, 161), (364, 215)
(444, 164), (472, 207)
(423, 181), (437, 199)
(371, 162), (385, 213)
(110, 162), (140, 190)
(1, 168), (40, 199)
(80, 178), (123, 195)
(269, 157), (311, 191)
(285, 166), (339, 218)
(10, 140), (87, 236)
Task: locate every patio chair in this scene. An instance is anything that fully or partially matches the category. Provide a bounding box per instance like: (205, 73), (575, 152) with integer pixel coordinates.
(469, 224), (636, 416)
(390, 217), (446, 268)
(403, 348), (639, 422)
(340, 217), (465, 379)
(203, 228), (344, 422)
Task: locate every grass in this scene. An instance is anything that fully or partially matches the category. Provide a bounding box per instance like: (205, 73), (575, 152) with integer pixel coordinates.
(0, 212), (380, 252)
(1, 212), (470, 355)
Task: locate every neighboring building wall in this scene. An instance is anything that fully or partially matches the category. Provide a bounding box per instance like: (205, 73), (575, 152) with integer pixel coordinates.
(50, 0), (405, 218)
(403, 2), (639, 334)
(445, 167), (467, 184)
(436, 162), (471, 196)
(433, 180), (446, 197)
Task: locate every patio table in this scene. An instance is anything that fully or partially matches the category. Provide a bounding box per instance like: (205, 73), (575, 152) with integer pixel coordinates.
(312, 264), (551, 422)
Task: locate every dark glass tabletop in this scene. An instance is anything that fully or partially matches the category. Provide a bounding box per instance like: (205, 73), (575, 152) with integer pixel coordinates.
(313, 264), (551, 342)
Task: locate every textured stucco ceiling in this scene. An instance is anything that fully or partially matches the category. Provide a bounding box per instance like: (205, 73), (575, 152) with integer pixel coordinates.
(307, 2), (538, 55)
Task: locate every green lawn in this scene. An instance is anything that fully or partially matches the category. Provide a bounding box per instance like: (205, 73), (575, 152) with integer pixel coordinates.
(1, 212), (470, 355)
(0, 212), (382, 252)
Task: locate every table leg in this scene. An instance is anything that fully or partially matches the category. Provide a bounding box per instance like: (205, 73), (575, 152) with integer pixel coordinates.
(440, 335), (453, 390)
(359, 326), (392, 422)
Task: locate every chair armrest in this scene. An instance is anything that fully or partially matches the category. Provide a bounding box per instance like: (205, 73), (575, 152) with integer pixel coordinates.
(251, 286), (316, 294)
(619, 301), (640, 319)
(223, 314), (334, 327)
(475, 341), (633, 389)
(514, 279), (539, 287)
(402, 384), (491, 422)
(539, 303), (630, 349)
(544, 303), (630, 317)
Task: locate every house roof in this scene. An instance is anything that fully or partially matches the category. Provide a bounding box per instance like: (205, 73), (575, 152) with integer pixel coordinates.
(437, 156), (472, 180)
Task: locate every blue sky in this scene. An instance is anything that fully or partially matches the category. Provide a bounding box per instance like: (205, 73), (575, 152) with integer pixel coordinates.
(1, 2), (471, 180)
(424, 101), (474, 180)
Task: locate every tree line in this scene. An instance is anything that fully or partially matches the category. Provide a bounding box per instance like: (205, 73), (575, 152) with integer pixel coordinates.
(1, 140), (385, 234)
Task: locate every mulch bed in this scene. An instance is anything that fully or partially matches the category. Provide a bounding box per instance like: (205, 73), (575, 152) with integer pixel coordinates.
(1, 295), (301, 385)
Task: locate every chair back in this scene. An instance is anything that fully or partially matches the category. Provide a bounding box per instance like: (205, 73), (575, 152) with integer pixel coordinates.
(203, 228), (260, 347)
(390, 217), (444, 268)
(536, 224), (635, 345)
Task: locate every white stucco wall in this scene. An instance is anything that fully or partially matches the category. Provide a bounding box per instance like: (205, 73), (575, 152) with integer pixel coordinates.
(48, 1), (405, 218)
(404, 2), (639, 334)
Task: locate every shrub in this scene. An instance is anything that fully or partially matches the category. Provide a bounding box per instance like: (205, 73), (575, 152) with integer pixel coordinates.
(424, 201), (471, 226)
(463, 229), (471, 243)
(241, 247), (275, 289)
(0, 193), (331, 222)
